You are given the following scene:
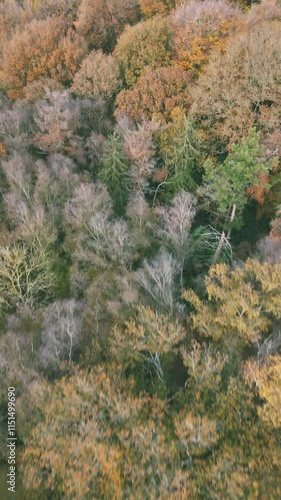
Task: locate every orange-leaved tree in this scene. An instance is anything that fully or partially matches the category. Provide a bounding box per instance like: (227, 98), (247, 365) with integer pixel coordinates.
(0, 16), (87, 99)
(116, 65), (191, 122)
(140, 0), (176, 18)
(171, 0), (244, 74)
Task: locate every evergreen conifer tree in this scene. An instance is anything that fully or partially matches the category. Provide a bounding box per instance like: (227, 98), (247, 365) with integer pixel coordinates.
(168, 117), (201, 195)
(99, 132), (131, 214)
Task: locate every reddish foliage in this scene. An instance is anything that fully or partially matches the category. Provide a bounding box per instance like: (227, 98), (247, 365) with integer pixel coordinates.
(246, 172), (270, 204)
(116, 65), (191, 122)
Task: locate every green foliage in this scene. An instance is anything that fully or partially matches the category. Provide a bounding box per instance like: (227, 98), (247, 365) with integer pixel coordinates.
(114, 15), (172, 86)
(98, 132), (131, 214)
(200, 128), (275, 229)
(167, 116), (202, 194)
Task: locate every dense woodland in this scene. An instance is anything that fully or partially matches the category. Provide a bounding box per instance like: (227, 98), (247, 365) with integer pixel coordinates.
(0, 0), (281, 498)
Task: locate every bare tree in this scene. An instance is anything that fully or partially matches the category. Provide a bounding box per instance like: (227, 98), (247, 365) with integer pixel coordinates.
(126, 190), (156, 254)
(158, 191), (197, 250)
(127, 191), (149, 226)
(258, 236), (281, 265)
(0, 101), (33, 151)
(156, 191), (197, 289)
(34, 154), (80, 214)
(256, 329), (281, 360)
(2, 152), (34, 208)
(0, 242), (57, 312)
(2, 152), (77, 246)
(7, 200), (58, 248)
(39, 299), (83, 369)
(123, 121), (160, 189)
(33, 89), (82, 153)
(5, 304), (43, 371)
(65, 182), (134, 270)
(136, 250), (180, 313)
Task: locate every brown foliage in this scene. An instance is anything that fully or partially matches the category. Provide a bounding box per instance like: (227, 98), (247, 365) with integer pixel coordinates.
(140, 0), (176, 18)
(246, 172), (270, 204)
(75, 0), (139, 52)
(116, 65), (191, 122)
(31, 0), (79, 18)
(0, 17), (87, 99)
(123, 120), (159, 187)
(71, 50), (121, 99)
(0, 0), (32, 51)
(32, 89), (82, 154)
(24, 79), (64, 102)
(248, 0), (281, 25)
(191, 20), (281, 149)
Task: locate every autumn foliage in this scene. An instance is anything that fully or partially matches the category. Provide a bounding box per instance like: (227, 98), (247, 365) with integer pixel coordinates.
(75, 0), (139, 52)
(0, 1), (280, 498)
(71, 50), (121, 99)
(0, 16), (87, 99)
(114, 15), (172, 86)
(191, 19), (281, 148)
(116, 65), (191, 122)
(172, 0), (244, 73)
(140, 0), (176, 18)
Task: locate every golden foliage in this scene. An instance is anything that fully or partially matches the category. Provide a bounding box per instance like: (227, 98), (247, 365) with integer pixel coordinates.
(140, 0), (176, 18)
(244, 355), (281, 429)
(20, 366), (182, 498)
(175, 412), (219, 458)
(183, 259), (281, 348)
(0, 143), (7, 156)
(112, 305), (186, 363)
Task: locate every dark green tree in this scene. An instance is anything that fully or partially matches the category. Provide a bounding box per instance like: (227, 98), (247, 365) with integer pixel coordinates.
(99, 132), (131, 214)
(201, 128), (274, 229)
(200, 128), (277, 262)
(167, 117), (201, 195)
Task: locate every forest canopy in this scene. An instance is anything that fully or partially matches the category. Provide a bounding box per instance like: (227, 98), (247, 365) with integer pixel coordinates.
(0, 0), (281, 498)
